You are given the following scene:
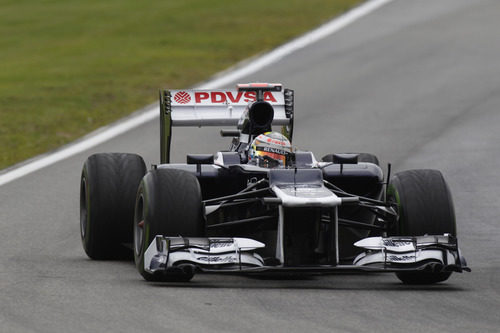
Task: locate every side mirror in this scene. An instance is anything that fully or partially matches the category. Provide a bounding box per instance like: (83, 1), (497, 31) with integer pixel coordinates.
(187, 154), (214, 165)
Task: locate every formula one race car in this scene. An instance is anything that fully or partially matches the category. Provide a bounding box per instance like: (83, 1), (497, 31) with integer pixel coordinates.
(80, 83), (470, 284)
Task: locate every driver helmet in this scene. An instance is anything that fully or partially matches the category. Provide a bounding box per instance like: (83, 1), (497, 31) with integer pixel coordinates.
(248, 132), (292, 168)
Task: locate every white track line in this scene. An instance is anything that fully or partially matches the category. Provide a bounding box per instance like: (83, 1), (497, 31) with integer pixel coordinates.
(0, 0), (393, 187)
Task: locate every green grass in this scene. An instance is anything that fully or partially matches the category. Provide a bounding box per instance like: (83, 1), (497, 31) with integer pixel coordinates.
(0, 0), (362, 170)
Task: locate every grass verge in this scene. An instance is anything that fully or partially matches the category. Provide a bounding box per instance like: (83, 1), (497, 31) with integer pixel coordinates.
(0, 0), (362, 170)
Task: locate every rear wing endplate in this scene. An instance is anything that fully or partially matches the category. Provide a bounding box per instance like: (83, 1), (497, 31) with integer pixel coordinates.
(160, 84), (294, 163)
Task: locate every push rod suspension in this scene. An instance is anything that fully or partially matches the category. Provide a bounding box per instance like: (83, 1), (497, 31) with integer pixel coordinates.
(204, 188), (272, 205)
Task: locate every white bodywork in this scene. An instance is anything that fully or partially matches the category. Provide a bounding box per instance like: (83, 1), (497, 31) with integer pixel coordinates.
(271, 184), (342, 207)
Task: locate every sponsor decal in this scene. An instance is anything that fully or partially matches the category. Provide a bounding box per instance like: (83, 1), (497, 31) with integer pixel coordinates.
(210, 240), (234, 249)
(388, 255), (416, 262)
(383, 239), (413, 247)
(192, 91), (277, 104)
(173, 91), (191, 104)
(196, 255), (235, 263)
(266, 138), (287, 145)
(257, 146), (288, 155)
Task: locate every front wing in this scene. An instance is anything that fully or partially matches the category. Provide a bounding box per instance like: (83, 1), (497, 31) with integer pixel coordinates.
(144, 234), (470, 276)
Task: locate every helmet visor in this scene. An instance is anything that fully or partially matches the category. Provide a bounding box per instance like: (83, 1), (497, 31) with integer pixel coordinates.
(253, 147), (288, 167)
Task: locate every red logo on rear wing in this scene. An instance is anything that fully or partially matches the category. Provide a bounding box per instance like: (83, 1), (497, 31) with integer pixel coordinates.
(173, 91), (191, 104)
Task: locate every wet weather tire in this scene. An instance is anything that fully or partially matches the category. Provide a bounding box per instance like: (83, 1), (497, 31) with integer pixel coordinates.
(387, 169), (456, 284)
(80, 153), (146, 260)
(134, 169), (205, 282)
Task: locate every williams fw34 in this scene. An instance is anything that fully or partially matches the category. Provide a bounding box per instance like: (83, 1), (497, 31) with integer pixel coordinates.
(80, 83), (470, 284)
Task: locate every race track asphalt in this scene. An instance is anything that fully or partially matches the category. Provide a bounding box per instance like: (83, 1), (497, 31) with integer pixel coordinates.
(1, 0), (500, 332)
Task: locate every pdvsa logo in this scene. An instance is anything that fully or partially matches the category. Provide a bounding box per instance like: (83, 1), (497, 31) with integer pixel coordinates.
(173, 90), (279, 104)
(194, 91), (278, 104)
(174, 91), (191, 104)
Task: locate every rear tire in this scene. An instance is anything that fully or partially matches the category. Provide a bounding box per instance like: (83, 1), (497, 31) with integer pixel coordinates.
(80, 153), (146, 259)
(387, 169), (456, 284)
(134, 169), (205, 282)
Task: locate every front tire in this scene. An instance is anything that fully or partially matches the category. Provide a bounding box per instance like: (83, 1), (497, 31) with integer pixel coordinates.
(134, 169), (205, 282)
(80, 153), (146, 259)
(387, 169), (456, 284)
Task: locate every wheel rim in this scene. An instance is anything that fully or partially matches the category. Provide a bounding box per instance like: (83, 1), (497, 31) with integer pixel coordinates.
(134, 195), (145, 256)
(80, 176), (88, 239)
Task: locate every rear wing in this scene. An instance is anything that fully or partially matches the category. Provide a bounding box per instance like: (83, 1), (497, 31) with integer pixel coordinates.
(159, 83), (294, 163)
